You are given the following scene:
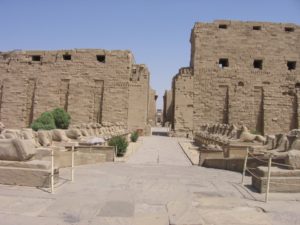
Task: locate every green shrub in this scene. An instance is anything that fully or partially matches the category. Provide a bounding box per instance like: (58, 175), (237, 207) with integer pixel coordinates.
(250, 129), (261, 135)
(51, 108), (71, 129)
(108, 136), (128, 157)
(31, 112), (56, 131)
(30, 108), (70, 131)
(130, 131), (139, 142)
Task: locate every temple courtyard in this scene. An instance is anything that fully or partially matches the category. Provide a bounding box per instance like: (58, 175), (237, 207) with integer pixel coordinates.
(0, 135), (300, 225)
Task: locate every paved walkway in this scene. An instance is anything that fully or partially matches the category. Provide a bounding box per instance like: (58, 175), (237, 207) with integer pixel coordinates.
(0, 136), (300, 224)
(127, 136), (191, 166)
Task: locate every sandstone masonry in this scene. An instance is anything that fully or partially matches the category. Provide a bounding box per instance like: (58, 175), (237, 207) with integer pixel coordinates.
(166, 20), (300, 136)
(0, 49), (153, 132)
(148, 88), (157, 126)
(171, 67), (193, 136)
(163, 89), (173, 126)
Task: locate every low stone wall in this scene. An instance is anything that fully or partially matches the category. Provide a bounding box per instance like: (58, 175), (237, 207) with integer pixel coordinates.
(0, 166), (59, 188)
(65, 146), (115, 163)
(203, 157), (286, 173)
(250, 164), (300, 193)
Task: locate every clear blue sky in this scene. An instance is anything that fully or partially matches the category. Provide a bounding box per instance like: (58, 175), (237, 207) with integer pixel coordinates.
(1, 0), (300, 109)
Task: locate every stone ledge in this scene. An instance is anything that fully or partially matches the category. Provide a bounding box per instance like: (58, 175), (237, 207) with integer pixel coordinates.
(252, 175), (300, 193)
(0, 166), (59, 188)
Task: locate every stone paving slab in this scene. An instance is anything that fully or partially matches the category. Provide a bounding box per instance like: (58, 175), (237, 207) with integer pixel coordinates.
(0, 196), (53, 216)
(167, 200), (206, 225)
(0, 214), (71, 225)
(40, 195), (103, 220)
(199, 207), (272, 225)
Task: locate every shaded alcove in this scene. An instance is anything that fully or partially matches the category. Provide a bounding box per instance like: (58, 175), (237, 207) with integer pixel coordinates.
(290, 94), (298, 130)
(290, 82), (300, 130)
(26, 79), (37, 127)
(223, 86), (229, 124)
(254, 87), (264, 135)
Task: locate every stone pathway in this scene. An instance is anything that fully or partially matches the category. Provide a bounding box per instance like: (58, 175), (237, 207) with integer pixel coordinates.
(0, 136), (300, 224)
(127, 136), (191, 166)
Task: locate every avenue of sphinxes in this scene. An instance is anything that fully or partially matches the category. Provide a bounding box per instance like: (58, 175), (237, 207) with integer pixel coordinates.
(1, 17), (300, 225)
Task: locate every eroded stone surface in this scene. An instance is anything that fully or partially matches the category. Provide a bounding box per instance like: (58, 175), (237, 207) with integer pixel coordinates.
(0, 50), (154, 132)
(164, 20), (300, 137)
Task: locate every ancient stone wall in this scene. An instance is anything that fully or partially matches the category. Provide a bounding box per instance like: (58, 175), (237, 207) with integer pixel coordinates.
(167, 20), (300, 136)
(0, 49), (152, 131)
(192, 20), (300, 134)
(128, 64), (150, 131)
(172, 67), (194, 136)
(163, 89), (173, 126)
(148, 88), (157, 126)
